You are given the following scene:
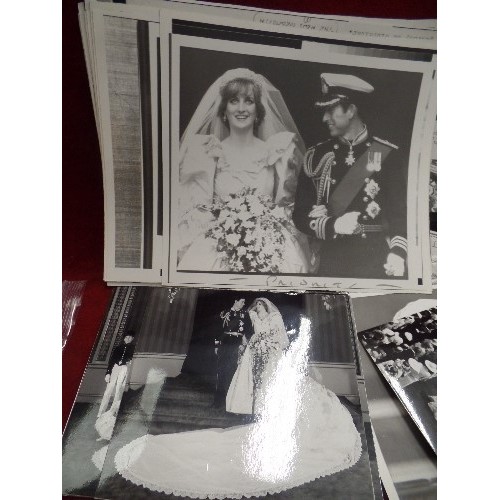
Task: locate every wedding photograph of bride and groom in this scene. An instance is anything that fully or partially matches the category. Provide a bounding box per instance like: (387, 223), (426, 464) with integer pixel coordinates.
(170, 40), (431, 286)
(63, 287), (381, 499)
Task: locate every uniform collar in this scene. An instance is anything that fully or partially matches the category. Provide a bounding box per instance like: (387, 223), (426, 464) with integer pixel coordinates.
(340, 124), (368, 147)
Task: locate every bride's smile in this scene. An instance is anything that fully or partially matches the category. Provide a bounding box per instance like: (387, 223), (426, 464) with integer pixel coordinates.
(225, 92), (257, 131)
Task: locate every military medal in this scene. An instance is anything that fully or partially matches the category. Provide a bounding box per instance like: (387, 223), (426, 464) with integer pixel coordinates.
(345, 148), (355, 166)
(344, 125), (368, 166)
(367, 151), (382, 172)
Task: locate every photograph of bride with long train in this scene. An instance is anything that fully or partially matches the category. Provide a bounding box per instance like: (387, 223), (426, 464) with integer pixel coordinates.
(62, 288), (381, 499)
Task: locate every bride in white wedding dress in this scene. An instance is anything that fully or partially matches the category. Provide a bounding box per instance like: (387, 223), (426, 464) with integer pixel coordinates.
(114, 298), (362, 498)
(176, 68), (312, 274)
(225, 298), (290, 415)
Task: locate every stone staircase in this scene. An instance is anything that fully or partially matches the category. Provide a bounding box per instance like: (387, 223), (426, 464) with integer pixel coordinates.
(148, 373), (248, 435)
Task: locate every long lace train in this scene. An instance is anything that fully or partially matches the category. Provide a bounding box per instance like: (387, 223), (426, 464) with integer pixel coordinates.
(114, 377), (362, 499)
(115, 306), (362, 498)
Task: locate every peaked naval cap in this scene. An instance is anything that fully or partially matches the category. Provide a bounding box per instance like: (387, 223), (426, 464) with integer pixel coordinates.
(315, 73), (374, 108)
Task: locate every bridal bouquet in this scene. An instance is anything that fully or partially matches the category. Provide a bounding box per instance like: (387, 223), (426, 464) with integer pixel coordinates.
(205, 187), (289, 273)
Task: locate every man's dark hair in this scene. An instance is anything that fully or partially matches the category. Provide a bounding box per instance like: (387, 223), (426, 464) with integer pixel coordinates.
(329, 100), (363, 120)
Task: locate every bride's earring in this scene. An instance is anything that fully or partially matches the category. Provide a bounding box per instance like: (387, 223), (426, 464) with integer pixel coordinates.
(223, 115), (228, 124)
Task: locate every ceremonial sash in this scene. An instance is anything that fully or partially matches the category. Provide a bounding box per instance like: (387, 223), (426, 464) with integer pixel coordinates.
(328, 139), (396, 218)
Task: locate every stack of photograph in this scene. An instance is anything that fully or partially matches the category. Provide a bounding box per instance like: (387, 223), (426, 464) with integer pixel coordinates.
(64, 1), (438, 499)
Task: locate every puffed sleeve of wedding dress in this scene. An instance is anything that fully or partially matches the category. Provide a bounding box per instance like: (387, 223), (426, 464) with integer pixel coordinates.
(266, 132), (303, 205)
(178, 134), (221, 217)
(178, 135), (223, 255)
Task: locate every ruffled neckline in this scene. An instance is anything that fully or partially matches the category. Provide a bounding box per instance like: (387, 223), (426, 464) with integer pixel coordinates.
(202, 132), (295, 169)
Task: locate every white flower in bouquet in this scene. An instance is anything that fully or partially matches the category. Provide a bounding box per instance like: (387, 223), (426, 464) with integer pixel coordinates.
(246, 193), (260, 205)
(205, 187), (287, 272)
(244, 231), (255, 244)
(271, 205), (286, 219)
(262, 240), (275, 256)
(211, 227), (223, 239)
(249, 201), (265, 217)
(227, 197), (242, 210)
(239, 209), (253, 222)
(223, 217), (236, 231)
(226, 233), (241, 247)
(254, 235), (264, 252)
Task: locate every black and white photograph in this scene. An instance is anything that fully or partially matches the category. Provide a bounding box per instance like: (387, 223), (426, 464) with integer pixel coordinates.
(81, 3), (164, 284)
(350, 293), (438, 496)
(165, 26), (436, 291)
(77, 1), (436, 291)
(429, 166), (437, 230)
(427, 117), (437, 288)
(429, 161), (437, 288)
(62, 286), (382, 499)
(358, 305), (437, 453)
(430, 229), (437, 288)
(358, 346), (437, 499)
(63, 3), (444, 500)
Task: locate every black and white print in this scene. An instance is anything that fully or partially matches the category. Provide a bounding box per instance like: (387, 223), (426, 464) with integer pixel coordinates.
(429, 118), (437, 287)
(165, 24), (436, 291)
(350, 293), (438, 496)
(358, 306), (437, 452)
(79, 3), (164, 283)
(78, 1), (436, 291)
(358, 346), (437, 498)
(63, 287), (382, 499)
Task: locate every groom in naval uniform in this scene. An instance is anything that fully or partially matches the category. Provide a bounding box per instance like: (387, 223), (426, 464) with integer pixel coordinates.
(292, 73), (408, 279)
(213, 298), (253, 408)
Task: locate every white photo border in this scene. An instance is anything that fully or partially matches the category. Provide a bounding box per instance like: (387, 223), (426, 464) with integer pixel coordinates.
(162, 18), (436, 292)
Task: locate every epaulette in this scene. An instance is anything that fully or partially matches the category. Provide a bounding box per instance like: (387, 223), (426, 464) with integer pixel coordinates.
(373, 136), (399, 150)
(307, 139), (332, 151)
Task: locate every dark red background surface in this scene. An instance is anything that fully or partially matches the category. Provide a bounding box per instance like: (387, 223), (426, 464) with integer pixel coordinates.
(62, 0), (435, 494)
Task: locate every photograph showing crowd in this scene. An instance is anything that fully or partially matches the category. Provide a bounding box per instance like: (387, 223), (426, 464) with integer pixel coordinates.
(358, 307), (437, 451)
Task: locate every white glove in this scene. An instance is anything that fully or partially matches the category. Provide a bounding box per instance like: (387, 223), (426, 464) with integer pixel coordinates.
(308, 204), (328, 218)
(105, 374), (110, 383)
(384, 252), (405, 277)
(333, 211), (361, 235)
